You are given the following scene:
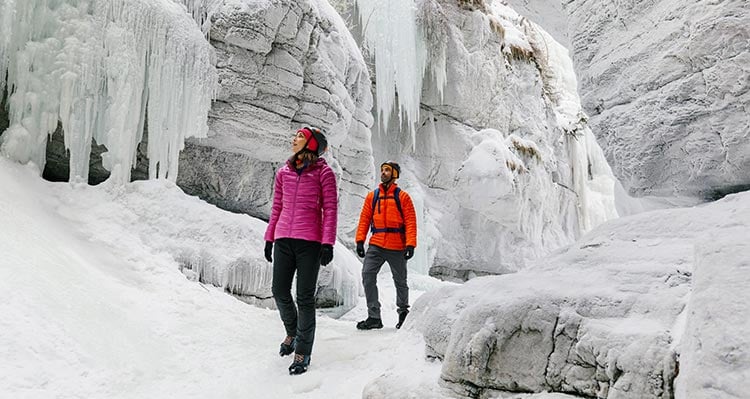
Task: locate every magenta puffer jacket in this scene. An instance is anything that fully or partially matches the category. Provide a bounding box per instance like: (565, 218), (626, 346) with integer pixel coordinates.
(264, 158), (338, 245)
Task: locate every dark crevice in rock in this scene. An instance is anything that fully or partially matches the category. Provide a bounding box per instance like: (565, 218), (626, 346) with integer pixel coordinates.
(226, 289), (273, 301)
(544, 314), (561, 384)
(420, 103), (485, 132)
(42, 125), (110, 185)
(0, 79), (8, 135)
(704, 184), (750, 201)
(41, 115), (150, 184)
(429, 265), (497, 282)
(425, 342), (444, 361)
(441, 376), (484, 399)
(667, 352), (679, 399)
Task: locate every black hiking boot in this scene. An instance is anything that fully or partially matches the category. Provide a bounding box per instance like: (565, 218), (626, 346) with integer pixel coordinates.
(396, 310), (409, 329)
(289, 353), (311, 375)
(356, 317), (383, 330)
(279, 336), (296, 357)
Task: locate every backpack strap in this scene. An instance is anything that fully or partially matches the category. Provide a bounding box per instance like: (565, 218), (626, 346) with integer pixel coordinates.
(371, 188), (380, 214)
(370, 187), (405, 234)
(392, 187), (403, 218)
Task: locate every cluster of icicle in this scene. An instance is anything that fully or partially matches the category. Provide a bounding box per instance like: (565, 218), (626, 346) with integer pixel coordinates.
(356, 0), (430, 146)
(0, 0), (217, 183)
(355, 0), (617, 234)
(176, 246), (359, 313)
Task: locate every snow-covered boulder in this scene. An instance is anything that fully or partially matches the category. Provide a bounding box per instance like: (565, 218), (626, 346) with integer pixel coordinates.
(176, 0), (374, 243)
(385, 192), (750, 399)
(357, 0), (618, 280)
(565, 0), (750, 199)
(676, 227), (750, 399)
(42, 171), (361, 313)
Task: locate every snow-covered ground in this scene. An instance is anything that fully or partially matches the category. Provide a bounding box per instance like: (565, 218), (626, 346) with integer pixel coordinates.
(2, 156), (748, 398)
(0, 157), (445, 398)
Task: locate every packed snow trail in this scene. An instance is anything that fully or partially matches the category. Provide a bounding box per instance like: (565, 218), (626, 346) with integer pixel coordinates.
(0, 158), (441, 398)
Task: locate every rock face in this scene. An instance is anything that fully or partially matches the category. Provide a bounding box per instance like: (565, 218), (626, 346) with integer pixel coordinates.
(676, 211), (750, 399)
(382, 192), (750, 399)
(362, 0), (618, 280)
(177, 0), (374, 241)
(18, 0), (373, 232)
(14, 0), (370, 312)
(565, 0), (750, 199)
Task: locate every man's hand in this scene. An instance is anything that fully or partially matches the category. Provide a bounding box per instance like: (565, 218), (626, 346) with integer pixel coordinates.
(356, 242), (365, 258)
(264, 241), (273, 262)
(320, 244), (334, 266)
(404, 246), (415, 260)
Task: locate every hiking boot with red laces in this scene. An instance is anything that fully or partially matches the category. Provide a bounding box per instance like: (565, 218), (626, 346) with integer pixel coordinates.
(279, 336), (296, 357)
(289, 353), (311, 375)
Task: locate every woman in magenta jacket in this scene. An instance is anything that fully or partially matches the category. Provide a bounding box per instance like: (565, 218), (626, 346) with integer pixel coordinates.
(264, 126), (337, 375)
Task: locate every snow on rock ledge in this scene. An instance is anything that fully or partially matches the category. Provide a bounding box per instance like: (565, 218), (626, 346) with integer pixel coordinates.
(176, 0), (374, 244)
(45, 172), (360, 313)
(384, 192), (750, 399)
(566, 0), (750, 199)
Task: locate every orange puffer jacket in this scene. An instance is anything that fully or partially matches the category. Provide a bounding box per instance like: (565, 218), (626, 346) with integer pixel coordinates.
(355, 183), (417, 251)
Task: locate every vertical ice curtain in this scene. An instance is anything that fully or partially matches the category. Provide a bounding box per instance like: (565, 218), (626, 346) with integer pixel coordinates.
(0, 0), (217, 183)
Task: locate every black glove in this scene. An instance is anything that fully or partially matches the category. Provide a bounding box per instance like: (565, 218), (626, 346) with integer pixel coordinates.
(356, 242), (365, 258)
(404, 246), (415, 260)
(264, 241), (273, 262)
(320, 244), (334, 266)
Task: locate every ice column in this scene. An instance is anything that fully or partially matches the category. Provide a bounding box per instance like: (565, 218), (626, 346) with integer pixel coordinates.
(522, 18), (619, 232)
(356, 0), (428, 145)
(173, 0), (222, 34)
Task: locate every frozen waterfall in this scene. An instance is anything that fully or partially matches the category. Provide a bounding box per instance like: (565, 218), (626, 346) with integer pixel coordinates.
(356, 0), (433, 146)
(0, 0), (217, 184)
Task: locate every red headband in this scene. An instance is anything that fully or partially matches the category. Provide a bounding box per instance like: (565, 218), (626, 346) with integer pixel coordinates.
(297, 128), (318, 152)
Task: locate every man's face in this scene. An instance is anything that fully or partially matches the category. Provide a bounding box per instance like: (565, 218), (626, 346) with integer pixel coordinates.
(380, 165), (394, 183)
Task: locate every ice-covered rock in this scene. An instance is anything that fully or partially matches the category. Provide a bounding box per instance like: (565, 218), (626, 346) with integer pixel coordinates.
(565, 0), (750, 199)
(676, 218), (750, 399)
(177, 0), (374, 242)
(46, 174), (361, 313)
(357, 0), (618, 280)
(390, 192), (750, 399)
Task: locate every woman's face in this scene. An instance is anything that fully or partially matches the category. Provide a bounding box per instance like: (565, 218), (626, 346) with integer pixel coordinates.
(292, 131), (307, 153)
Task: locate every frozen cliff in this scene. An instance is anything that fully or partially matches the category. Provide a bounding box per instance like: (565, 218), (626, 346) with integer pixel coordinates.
(354, 0), (618, 280)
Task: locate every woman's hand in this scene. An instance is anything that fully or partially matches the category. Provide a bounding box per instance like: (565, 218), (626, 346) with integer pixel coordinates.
(264, 241), (273, 262)
(320, 244), (334, 265)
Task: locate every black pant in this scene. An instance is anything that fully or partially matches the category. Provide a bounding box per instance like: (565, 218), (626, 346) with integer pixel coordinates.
(362, 245), (409, 319)
(271, 238), (321, 356)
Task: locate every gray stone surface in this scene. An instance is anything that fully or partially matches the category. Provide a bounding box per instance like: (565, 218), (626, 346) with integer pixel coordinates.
(178, 0), (374, 243)
(566, 0), (750, 199)
(404, 203), (723, 398)
(400, 191), (750, 399)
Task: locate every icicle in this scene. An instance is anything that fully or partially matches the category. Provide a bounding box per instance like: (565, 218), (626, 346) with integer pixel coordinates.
(172, 0), (222, 34)
(522, 18), (618, 232)
(329, 258), (359, 311)
(224, 257), (274, 299)
(415, 0), (449, 102)
(356, 0), (428, 146)
(0, 0), (216, 184)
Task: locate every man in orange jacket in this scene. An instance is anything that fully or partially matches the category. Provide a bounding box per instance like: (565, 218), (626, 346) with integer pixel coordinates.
(355, 161), (417, 330)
